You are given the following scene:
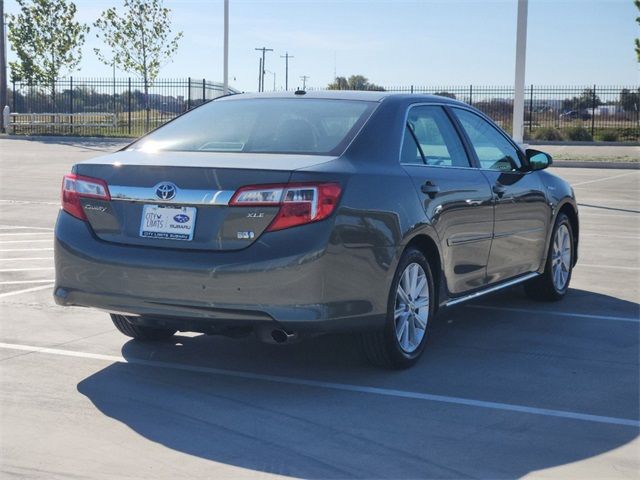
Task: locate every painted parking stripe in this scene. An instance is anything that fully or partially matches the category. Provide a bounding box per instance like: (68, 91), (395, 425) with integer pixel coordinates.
(0, 226), (53, 231)
(0, 267), (54, 272)
(0, 257), (53, 262)
(0, 239), (51, 244)
(0, 232), (52, 237)
(0, 248), (54, 252)
(465, 305), (639, 323)
(572, 172), (639, 187)
(0, 284), (53, 299)
(0, 342), (637, 428)
(578, 264), (640, 271)
(0, 279), (54, 285)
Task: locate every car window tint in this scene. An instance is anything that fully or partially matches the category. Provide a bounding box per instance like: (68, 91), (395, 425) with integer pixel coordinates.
(400, 125), (424, 164)
(128, 98), (376, 156)
(402, 106), (470, 167)
(453, 108), (522, 171)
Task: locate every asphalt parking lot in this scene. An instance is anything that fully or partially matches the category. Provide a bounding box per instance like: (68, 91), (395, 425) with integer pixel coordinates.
(0, 136), (638, 479)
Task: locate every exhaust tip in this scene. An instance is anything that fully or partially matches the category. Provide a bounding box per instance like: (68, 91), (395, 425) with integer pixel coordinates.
(271, 329), (290, 344)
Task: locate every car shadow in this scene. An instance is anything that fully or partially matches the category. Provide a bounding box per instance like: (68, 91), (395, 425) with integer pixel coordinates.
(77, 287), (639, 478)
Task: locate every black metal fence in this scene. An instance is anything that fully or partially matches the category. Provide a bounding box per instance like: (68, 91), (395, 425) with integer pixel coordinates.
(336, 85), (640, 142)
(8, 77), (239, 137)
(7, 80), (640, 142)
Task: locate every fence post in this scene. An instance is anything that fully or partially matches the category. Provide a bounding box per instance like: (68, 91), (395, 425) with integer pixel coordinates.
(187, 77), (191, 109)
(70, 77), (74, 134)
(127, 77), (132, 135)
(591, 84), (596, 138)
(410, 85), (414, 94)
(469, 85), (473, 106)
(528, 84), (533, 134)
(12, 79), (16, 112)
(202, 78), (206, 103)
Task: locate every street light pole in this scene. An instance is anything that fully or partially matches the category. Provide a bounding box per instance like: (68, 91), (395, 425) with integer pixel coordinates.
(223, 0), (229, 95)
(512, 0), (528, 144)
(0, 0), (8, 131)
(280, 52), (293, 91)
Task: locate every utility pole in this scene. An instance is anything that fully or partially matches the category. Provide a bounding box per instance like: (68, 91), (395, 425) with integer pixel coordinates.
(0, 0), (7, 132)
(254, 46), (273, 93)
(300, 75), (310, 90)
(223, 0), (229, 95)
(257, 57), (262, 92)
(512, 0), (528, 144)
(280, 52), (293, 91)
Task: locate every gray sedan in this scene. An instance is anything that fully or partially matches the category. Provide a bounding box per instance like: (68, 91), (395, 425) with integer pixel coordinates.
(54, 91), (579, 368)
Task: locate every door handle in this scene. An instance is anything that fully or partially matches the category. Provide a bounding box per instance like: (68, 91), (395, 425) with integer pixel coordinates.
(492, 183), (506, 198)
(421, 181), (440, 198)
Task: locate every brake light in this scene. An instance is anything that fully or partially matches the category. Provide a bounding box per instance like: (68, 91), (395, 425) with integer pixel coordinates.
(61, 174), (111, 221)
(229, 182), (342, 231)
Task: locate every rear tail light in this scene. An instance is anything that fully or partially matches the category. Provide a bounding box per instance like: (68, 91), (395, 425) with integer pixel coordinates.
(61, 174), (111, 220)
(229, 182), (342, 231)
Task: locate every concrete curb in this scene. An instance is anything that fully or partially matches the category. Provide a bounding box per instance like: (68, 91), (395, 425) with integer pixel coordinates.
(552, 161), (639, 170)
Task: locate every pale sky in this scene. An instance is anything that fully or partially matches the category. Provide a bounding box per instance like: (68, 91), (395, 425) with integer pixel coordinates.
(5, 0), (640, 91)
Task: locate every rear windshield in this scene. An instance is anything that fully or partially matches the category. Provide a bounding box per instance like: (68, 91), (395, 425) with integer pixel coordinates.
(129, 98), (376, 156)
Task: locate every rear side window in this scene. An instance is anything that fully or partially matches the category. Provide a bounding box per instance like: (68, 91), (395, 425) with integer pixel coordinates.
(129, 98), (376, 156)
(453, 108), (522, 171)
(400, 106), (470, 167)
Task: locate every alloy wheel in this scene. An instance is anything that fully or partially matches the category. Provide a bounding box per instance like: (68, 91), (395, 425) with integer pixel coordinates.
(551, 224), (571, 291)
(395, 262), (430, 353)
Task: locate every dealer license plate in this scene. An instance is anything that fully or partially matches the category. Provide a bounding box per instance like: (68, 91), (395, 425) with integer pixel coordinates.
(139, 205), (197, 241)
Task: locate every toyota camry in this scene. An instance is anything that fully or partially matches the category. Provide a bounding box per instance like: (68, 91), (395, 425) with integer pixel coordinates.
(54, 91), (579, 368)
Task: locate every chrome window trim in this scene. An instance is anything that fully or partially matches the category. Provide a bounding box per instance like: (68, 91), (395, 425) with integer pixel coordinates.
(398, 102), (474, 168)
(109, 185), (235, 206)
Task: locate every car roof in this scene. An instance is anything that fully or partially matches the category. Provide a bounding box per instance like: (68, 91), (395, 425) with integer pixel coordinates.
(218, 90), (466, 106)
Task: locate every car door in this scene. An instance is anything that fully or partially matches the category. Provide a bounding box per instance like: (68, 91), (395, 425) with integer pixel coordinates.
(451, 107), (550, 284)
(400, 105), (494, 294)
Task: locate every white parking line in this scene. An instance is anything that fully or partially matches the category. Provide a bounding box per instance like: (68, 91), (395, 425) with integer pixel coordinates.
(0, 248), (54, 252)
(0, 199), (58, 205)
(465, 305), (639, 323)
(581, 233), (639, 240)
(0, 239), (51, 244)
(578, 264), (639, 271)
(0, 226), (53, 231)
(0, 342), (637, 428)
(572, 172), (639, 187)
(0, 279), (54, 285)
(0, 267), (54, 272)
(0, 232), (52, 237)
(0, 284), (53, 299)
(0, 257), (53, 261)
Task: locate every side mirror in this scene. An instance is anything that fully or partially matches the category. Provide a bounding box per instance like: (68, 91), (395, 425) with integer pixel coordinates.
(526, 149), (552, 171)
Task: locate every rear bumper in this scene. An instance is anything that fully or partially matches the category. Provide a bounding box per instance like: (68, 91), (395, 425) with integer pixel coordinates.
(54, 211), (391, 333)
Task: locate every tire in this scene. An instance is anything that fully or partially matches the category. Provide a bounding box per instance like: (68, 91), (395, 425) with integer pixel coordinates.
(360, 247), (435, 369)
(110, 314), (176, 341)
(524, 213), (574, 301)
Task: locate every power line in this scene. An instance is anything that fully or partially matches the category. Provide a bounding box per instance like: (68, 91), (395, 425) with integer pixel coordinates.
(254, 46), (273, 92)
(280, 52), (294, 91)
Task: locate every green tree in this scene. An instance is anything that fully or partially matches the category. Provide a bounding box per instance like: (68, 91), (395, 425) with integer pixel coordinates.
(620, 88), (640, 112)
(8, 0), (88, 99)
(561, 88), (602, 112)
(635, 0), (639, 62)
(327, 75), (385, 91)
(94, 0), (183, 130)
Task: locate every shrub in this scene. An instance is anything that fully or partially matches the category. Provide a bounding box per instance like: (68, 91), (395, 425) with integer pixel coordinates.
(597, 130), (620, 142)
(533, 127), (564, 141)
(563, 125), (593, 141)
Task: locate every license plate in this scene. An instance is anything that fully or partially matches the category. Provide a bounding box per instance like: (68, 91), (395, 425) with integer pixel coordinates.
(139, 205), (197, 241)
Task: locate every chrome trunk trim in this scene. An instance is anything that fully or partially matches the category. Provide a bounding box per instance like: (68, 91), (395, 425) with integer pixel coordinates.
(109, 185), (235, 206)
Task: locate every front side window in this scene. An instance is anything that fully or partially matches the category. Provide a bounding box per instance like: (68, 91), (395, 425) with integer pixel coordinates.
(453, 108), (522, 171)
(129, 98), (376, 156)
(400, 105), (470, 167)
